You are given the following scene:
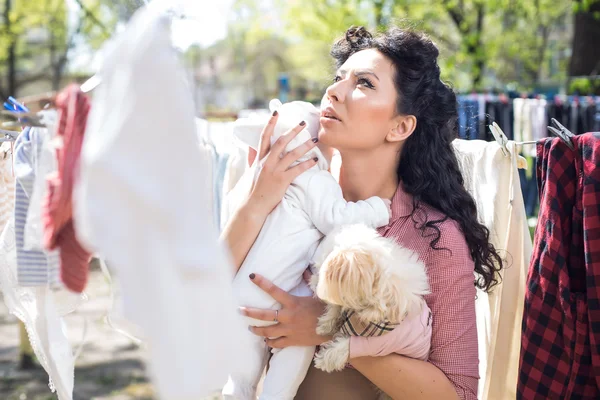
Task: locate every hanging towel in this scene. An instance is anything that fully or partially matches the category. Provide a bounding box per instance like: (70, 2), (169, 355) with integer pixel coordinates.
(42, 85), (92, 293)
(518, 133), (600, 399)
(452, 139), (532, 400)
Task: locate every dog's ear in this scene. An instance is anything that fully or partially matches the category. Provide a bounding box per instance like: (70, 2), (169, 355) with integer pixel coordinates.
(316, 248), (380, 312)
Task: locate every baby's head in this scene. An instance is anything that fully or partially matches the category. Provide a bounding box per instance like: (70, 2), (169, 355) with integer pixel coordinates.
(233, 99), (330, 169)
(268, 99), (320, 152)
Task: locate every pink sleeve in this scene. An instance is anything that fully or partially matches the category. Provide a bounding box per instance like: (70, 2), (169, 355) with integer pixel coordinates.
(349, 305), (432, 361)
(425, 221), (479, 400)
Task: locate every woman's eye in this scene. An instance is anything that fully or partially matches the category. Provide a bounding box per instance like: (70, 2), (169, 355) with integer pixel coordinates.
(358, 78), (374, 88)
(333, 75), (342, 83)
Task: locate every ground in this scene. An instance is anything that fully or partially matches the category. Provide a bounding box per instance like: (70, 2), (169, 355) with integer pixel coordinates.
(0, 266), (221, 400)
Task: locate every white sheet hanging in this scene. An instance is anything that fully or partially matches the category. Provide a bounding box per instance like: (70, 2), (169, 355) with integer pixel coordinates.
(453, 139), (532, 400)
(73, 5), (249, 399)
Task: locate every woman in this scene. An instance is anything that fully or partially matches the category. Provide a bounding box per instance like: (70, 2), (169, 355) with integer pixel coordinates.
(222, 26), (502, 400)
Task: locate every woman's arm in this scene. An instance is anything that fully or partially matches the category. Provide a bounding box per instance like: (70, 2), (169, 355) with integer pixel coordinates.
(351, 355), (459, 400)
(220, 112), (318, 272)
(220, 199), (272, 271)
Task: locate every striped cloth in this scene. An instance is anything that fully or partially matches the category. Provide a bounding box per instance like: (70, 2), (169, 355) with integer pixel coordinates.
(14, 128), (60, 286)
(42, 85), (92, 293)
(339, 310), (399, 337)
(0, 142), (15, 232)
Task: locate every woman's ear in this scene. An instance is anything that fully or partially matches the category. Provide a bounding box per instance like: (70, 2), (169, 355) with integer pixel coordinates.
(386, 114), (417, 143)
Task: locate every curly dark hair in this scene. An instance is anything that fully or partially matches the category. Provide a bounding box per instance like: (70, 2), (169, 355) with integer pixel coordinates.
(331, 26), (503, 292)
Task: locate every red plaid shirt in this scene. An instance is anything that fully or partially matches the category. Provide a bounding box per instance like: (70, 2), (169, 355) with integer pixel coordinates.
(518, 133), (600, 399)
(378, 183), (479, 400)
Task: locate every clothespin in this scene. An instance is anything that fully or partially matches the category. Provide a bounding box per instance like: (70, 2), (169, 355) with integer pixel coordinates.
(81, 74), (101, 93)
(547, 118), (575, 150)
(4, 96), (29, 113)
(489, 122), (509, 157)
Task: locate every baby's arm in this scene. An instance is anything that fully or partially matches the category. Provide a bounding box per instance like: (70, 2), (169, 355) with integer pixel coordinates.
(350, 305), (432, 362)
(306, 171), (390, 235)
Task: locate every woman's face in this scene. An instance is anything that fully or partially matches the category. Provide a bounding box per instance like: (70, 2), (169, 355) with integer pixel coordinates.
(319, 49), (400, 151)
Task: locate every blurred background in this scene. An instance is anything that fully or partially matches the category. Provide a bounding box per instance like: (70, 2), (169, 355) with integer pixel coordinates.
(0, 0), (599, 399)
(2, 0), (599, 114)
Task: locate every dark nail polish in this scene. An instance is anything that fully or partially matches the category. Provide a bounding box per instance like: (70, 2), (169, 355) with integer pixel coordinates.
(313, 157), (318, 162)
(249, 273), (256, 280)
(312, 138), (319, 143)
(299, 121), (306, 126)
(272, 110), (278, 116)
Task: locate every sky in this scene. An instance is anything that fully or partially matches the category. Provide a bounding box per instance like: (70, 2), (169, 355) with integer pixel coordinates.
(66, 0), (234, 71)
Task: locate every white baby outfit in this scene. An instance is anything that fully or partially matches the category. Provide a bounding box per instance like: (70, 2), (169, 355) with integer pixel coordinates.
(222, 100), (390, 400)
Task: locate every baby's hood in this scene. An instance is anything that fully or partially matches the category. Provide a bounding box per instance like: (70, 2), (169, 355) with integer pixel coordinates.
(269, 99), (330, 170)
(232, 99), (331, 170)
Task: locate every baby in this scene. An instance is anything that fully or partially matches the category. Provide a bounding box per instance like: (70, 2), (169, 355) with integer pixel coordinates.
(222, 100), (391, 400)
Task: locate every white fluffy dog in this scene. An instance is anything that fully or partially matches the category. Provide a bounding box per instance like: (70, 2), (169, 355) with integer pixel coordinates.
(310, 224), (430, 373)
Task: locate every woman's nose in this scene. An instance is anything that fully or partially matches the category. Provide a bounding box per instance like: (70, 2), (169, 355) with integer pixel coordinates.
(326, 82), (343, 103)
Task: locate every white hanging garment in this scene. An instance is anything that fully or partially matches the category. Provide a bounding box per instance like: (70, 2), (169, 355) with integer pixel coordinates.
(0, 141), (15, 232)
(452, 139), (533, 400)
(13, 126), (61, 286)
(23, 111), (59, 252)
(0, 219), (75, 400)
(73, 5), (248, 399)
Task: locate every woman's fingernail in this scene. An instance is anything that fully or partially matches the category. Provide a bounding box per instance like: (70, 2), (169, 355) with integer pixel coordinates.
(264, 339), (267, 343)
(249, 273), (256, 280)
(272, 110), (278, 116)
(238, 307), (246, 315)
(299, 121), (306, 126)
(312, 138), (319, 143)
(313, 157), (318, 162)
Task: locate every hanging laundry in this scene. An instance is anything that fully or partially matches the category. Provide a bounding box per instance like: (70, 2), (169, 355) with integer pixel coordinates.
(0, 221), (76, 400)
(519, 133), (600, 399)
(41, 85), (92, 293)
(458, 97), (480, 139)
(14, 127), (61, 286)
(23, 111), (59, 252)
(453, 139), (532, 400)
(73, 5), (248, 399)
(0, 141), (15, 232)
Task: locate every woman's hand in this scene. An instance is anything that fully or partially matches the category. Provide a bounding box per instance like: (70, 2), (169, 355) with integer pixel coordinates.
(246, 112), (319, 216)
(240, 273), (332, 348)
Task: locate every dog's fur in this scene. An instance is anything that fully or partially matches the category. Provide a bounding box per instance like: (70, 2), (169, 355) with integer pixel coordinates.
(310, 224), (430, 384)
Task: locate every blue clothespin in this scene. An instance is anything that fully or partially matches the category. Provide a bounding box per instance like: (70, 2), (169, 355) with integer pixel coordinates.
(7, 96), (29, 112)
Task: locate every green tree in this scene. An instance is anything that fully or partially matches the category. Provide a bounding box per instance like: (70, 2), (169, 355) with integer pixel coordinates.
(569, 0), (600, 83)
(0, 0), (138, 98)
(281, 0), (573, 92)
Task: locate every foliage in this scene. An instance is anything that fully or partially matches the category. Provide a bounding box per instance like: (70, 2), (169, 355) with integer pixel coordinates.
(0, 0), (141, 97)
(279, 0), (573, 92)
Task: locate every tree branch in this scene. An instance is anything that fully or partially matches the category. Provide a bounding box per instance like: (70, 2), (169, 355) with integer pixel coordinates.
(442, 0), (464, 31)
(72, 0), (111, 39)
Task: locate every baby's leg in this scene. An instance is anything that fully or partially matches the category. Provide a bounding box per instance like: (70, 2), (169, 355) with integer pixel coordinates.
(222, 325), (270, 400)
(258, 280), (314, 400)
(259, 345), (316, 400)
